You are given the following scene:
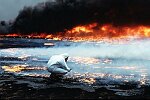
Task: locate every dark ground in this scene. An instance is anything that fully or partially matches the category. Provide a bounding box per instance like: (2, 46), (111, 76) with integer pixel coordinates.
(1, 37), (150, 99)
(1, 72), (150, 99)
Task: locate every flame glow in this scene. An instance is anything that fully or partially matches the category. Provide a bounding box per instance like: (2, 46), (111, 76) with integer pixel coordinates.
(1, 23), (150, 41)
(64, 24), (150, 41)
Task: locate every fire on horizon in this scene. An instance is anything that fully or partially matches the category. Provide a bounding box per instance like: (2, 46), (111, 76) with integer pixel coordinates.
(2, 23), (150, 41)
(1, 0), (150, 42)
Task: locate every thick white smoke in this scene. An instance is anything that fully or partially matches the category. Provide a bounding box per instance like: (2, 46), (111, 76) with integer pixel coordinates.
(1, 39), (150, 60)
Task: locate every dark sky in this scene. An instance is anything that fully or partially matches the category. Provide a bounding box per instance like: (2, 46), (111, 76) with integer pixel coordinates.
(0, 0), (50, 21)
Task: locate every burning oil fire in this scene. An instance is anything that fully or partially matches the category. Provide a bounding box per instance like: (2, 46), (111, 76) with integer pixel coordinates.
(1, 23), (150, 41)
(64, 23), (150, 41)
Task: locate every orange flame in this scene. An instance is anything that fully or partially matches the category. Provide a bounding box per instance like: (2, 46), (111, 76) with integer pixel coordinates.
(67, 23), (97, 34)
(5, 34), (20, 37)
(65, 24), (150, 41)
(1, 23), (150, 41)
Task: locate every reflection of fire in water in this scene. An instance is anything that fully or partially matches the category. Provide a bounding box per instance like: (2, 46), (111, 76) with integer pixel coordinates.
(2, 65), (47, 73)
(70, 57), (100, 65)
(1, 23), (150, 41)
(2, 65), (27, 72)
(18, 55), (31, 60)
(22, 73), (50, 78)
(72, 72), (136, 84)
(80, 78), (96, 84)
(2, 65), (148, 85)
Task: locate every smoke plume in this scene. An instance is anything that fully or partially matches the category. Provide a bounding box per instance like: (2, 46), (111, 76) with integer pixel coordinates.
(5, 0), (150, 34)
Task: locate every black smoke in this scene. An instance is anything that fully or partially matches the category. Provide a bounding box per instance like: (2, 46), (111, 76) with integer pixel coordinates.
(0, 21), (12, 34)
(6, 0), (150, 34)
